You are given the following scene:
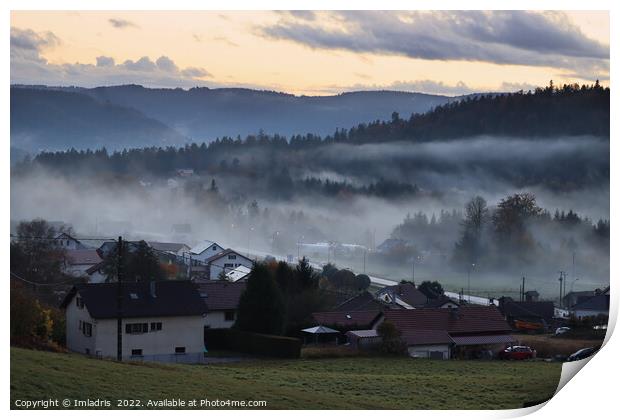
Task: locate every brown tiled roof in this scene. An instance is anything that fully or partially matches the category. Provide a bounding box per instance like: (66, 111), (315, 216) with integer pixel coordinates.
(383, 306), (511, 335)
(312, 310), (382, 329)
(198, 281), (246, 311)
(65, 249), (102, 265)
(401, 330), (454, 345)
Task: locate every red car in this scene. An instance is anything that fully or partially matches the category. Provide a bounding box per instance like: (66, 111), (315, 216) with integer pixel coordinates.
(499, 345), (536, 360)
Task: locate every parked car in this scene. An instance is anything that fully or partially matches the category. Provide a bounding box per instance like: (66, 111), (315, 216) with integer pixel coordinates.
(499, 346), (536, 360)
(567, 347), (599, 362)
(555, 327), (571, 335)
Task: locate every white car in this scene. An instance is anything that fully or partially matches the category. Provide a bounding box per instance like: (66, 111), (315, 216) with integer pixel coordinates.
(555, 327), (571, 335)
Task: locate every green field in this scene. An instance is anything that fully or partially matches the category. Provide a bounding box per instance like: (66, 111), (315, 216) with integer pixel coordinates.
(11, 347), (562, 409)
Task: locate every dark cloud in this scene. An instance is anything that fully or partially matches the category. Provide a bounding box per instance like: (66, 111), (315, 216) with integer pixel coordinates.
(258, 11), (608, 75)
(108, 18), (139, 29)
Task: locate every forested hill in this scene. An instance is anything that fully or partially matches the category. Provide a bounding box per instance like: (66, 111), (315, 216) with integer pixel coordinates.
(11, 84), (453, 152)
(337, 82), (609, 143)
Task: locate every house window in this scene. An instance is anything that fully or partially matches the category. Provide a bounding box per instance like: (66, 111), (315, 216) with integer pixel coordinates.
(175, 347), (186, 354)
(82, 322), (92, 337)
(125, 323), (149, 334)
(76, 297), (84, 309)
(224, 310), (235, 321)
(150, 322), (162, 331)
(85, 348), (90, 355)
(228, 254), (237, 260)
(131, 349), (143, 356)
(224, 263), (234, 268)
(212, 246), (217, 251)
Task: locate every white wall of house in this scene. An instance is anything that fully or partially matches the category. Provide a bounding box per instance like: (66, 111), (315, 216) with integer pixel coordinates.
(407, 344), (451, 360)
(204, 310), (236, 329)
(56, 234), (85, 250)
(191, 243), (224, 264)
(209, 253), (253, 280)
(65, 292), (97, 355)
(65, 294), (206, 363)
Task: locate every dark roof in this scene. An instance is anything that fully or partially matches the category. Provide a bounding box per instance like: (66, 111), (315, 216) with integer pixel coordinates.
(198, 281), (246, 311)
(572, 294), (610, 311)
(334, 291), (385, 311)
(401, 330), (454, 346)
(60, 281), (207, 319)
(378, 283), (428, 307)
(205, 248), (253, 264)
(383, 306), (511, 336)
(65, 249), (102, 265)
(312, 310), (382, 329)
(423, 295), (460, 308)
(499, 301), (555, 321)
(148, 242), (189, 253)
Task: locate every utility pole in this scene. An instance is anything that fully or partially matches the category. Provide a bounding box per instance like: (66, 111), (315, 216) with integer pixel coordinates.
(558, 271), (565, 308)
(116, 236), (123, 362)
(521, 276), (525, 302)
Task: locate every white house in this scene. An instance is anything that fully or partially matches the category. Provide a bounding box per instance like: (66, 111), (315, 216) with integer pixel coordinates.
(205, 249), (254, 281)
(188, 240), (225, 264)
(61, 281), (208, 363)
(199, 281), (247, 329)
(55, 233), (87, 250)
(148, 241), (190, 257)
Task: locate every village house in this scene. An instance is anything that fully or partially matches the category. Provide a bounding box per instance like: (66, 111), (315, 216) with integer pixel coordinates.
(571, 293), (609, 319)
(497, 297), (555, 331)
(55, 232), (88, 250)
(312, 310), (383, 332)
(148, 241), (191, 257)
(199, 281), (247, 329)
(188, 240), (225, 264)
(61, 281), (207, 363)
(63, 249), (103, 279)
(204, 249), (254, 281)
(375, 283), (429, 308)
(375, 306), (514, 359)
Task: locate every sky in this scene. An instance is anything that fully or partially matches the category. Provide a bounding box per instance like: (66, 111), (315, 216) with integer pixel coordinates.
(10, 10), (610, 96)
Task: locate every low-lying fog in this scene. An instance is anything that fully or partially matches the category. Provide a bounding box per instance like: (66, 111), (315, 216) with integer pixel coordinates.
(10, 135), (609, 301)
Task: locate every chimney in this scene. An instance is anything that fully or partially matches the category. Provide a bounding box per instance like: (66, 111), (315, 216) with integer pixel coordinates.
(149, 281), (157, 298)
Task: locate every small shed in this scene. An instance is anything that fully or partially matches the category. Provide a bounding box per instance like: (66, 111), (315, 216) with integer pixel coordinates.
(345, 329), (381, 350)
(301, 325), (340, 345)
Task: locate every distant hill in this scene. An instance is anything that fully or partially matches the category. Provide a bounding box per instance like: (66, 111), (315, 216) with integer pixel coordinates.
(11, 85), (455, 151)
(11, 87), (187, 152)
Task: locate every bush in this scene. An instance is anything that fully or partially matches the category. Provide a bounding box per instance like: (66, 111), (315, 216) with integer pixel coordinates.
(301, 346), (363, 359)
(205, 328), (301, 358)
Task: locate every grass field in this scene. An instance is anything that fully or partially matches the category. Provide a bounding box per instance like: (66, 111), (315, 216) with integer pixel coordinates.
(11, 347), (562, 410)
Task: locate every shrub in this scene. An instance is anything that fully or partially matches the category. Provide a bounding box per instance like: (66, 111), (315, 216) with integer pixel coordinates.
(205, 328), (301, 358)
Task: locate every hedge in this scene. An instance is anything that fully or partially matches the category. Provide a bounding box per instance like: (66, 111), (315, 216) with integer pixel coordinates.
(205, 328), (301, 358)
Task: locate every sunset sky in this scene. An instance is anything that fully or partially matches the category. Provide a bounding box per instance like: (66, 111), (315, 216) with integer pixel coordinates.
(10, 10), (610, 96)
